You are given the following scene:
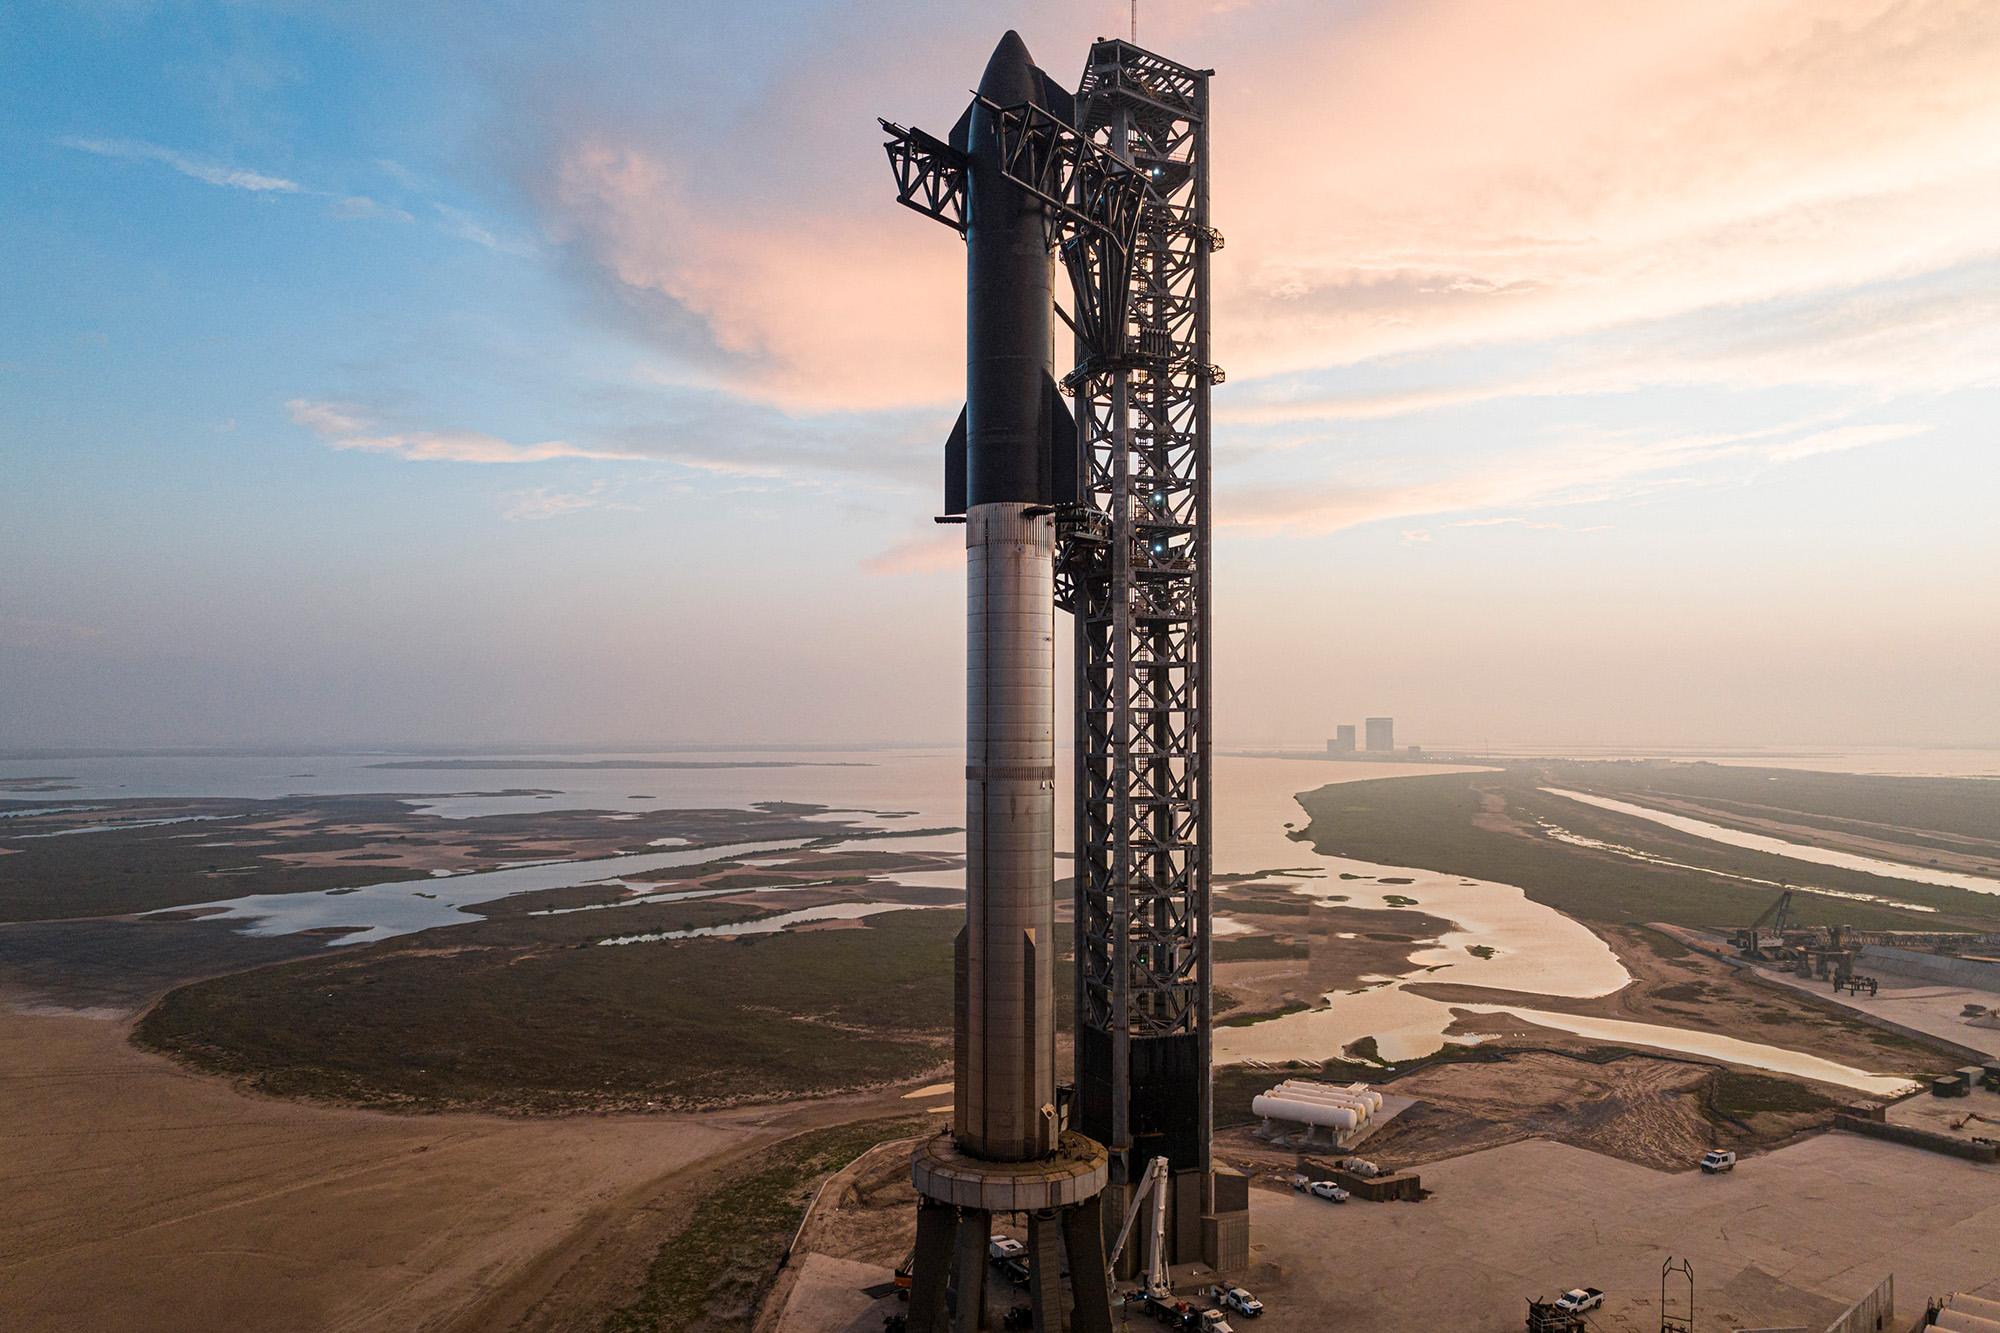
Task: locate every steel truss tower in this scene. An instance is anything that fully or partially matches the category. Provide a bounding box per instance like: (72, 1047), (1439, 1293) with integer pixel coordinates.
(1057, 41), (1217, 1190)
(883, 33), (1222, 1279)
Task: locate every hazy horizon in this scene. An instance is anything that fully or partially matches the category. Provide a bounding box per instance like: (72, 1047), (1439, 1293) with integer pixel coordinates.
(6, 1), (1998, 752)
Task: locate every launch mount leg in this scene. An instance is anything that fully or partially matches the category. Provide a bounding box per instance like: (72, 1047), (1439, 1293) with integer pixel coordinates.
(1027, 1209), (1064, 1333)
(1059, 1199), (1114, 1333)
(953, 1206), (990, 1333)
(910, 1198), (959, 1333)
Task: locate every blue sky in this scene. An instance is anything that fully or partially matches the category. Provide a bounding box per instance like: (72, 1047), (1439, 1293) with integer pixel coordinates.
(4, 1), (1997, 750)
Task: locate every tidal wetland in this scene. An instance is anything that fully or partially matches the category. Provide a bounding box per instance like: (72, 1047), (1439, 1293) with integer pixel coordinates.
(4, 747), (1998, 1332)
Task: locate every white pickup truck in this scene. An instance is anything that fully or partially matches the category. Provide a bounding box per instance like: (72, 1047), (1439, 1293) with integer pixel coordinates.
(1213, 1287), (1263, 1319)
(1699, 1150), (1737, 1174)
(1553, 1288), (1604, 1313)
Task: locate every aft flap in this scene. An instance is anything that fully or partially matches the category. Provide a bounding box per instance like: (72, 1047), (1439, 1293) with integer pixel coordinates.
(944, 406), (967, 514)
(1046, 374), (1078, 506)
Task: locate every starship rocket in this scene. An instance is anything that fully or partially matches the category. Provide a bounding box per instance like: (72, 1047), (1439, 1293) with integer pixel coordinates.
(947, 29), (1078, 1164)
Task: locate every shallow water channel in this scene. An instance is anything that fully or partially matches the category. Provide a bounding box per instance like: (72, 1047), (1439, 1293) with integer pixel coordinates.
(1208, 761), (1918, 1093)
(1543, 788), (2000, 896)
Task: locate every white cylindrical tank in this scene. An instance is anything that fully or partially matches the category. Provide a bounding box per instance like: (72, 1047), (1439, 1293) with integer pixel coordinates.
(1251, 1094), (1359, 1129)
(1274, 1083), (1374, 1116)
(1272, 1088), (1368, 1112)
(1277, 1087), (1370, 1113)
(1278, 1080), (1384, 1116)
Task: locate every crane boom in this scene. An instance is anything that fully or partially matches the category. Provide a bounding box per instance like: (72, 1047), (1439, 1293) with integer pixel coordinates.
(1105, 1156), (1172, 1296)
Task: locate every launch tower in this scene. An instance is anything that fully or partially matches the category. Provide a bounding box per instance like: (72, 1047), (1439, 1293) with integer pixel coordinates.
(881, 32), (1230, 1331)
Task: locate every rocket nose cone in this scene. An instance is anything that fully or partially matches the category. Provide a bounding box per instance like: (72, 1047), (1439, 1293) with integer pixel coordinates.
(978, 29), (1038, 102)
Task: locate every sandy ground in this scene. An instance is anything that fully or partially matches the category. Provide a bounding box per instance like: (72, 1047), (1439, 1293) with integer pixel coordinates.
(1888, 1081), (2000, 1144)
(1245, 1131), (2000, 1332)
(1749, 959), (2000, 1059)
(1651, 923), (2000, 1060)
(762, 1106), (2000, 1333)
(0, 1003), (751, 1333)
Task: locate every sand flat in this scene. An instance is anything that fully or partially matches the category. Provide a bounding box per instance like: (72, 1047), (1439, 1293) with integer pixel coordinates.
(0, 1005), (747, 1332)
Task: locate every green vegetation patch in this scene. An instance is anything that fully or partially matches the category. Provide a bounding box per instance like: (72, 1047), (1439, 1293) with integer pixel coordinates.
(1294, 771), (2000, 932)
(135, 908), (960, 1112)
(1217, 896), (1312, 916)
(1213, 936), (1310, 962)
(1636, 926), (1692, 959)
(605, 1115), (931, 1333)
(1711, 1070), (1841, 1117)
(1218, 1000), (1313, 1027)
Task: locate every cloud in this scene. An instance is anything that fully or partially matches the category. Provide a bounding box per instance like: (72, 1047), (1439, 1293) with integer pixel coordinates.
(329, 195), (412, 222)
(861, 525), (962, 577)
(547, 138), (960, 411)
(1766, 423), (1930, 463)
(285, 399), (633, 464)
(435, 203), (537, 257)
(63, 137), (300, 192)
(1218, 416), (1925, 534)
(376, 158), (424, 191)
(505, 0), (2000, 424)
(1210, 0), (2000, 382)
(1451, 517), (1609, 533)
(499, 481), (634, 519)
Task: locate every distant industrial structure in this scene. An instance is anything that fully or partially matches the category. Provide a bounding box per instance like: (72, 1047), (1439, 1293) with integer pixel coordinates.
(1326, 717), (1398, 756)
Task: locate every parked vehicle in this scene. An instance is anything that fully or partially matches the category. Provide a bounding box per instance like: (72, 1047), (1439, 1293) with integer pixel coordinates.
(1307, 1180), (1350, 1202)
(1288, 1174), (1311, 1192)
(1215, 1287), (1263, 1318)
(1001, 1258), (1030, 1288)
(1699, 1150), (1736, 1173)
(1553, 1288), (1605, 1313)
(989, 1235), (1026, 1261)
(1197, 1308), (1235, 1333)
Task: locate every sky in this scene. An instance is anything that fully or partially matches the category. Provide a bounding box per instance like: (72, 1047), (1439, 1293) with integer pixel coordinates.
(3, 0), (1998, 752)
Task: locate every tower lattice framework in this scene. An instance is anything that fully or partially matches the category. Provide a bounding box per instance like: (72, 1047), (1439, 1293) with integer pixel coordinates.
(1055, 40), (1218, 1187)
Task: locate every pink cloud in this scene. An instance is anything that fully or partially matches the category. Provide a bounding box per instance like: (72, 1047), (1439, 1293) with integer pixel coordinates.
(531, 0), (2000, 410)
(862, 526), (963, 577)
(553, 139), (963, 413)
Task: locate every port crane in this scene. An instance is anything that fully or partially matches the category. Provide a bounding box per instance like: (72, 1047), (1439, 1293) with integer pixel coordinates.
(1735, 888), (1795, 958)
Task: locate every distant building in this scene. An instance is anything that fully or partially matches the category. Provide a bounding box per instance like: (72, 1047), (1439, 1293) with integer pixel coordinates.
(1328, 725), (1356, 755)
(1365, 717), (1394, 752)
